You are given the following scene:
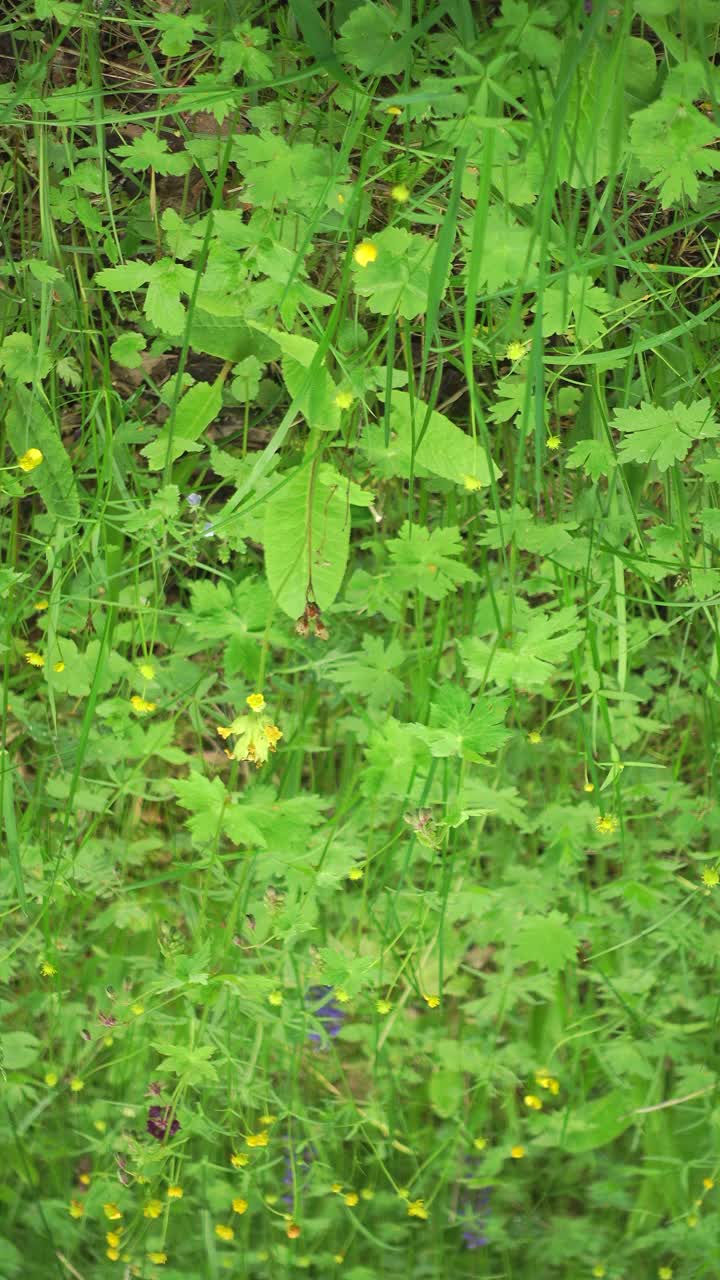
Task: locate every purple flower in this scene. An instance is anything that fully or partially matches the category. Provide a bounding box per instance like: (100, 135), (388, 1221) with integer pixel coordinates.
(187, 492), (202, 508)
(462, 1227), (489, 1249)
(147, 1105), (180, 1141)
(459, 1186), (491, 1250)
(306, 986), (345, 1045)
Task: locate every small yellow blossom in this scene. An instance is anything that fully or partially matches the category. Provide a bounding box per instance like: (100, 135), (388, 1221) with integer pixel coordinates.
(510, 1145), (526, 1159)
(144, 1199), (163, 1219)
(344, 1191), (359, 1207)
(348, 866), (364, 881)
(264, 723), (283, 747)
(386, 105), (402, 115)
(268, 990), (283, 1007)
(106, 1231), (121, 1248)
(69, 1199), (84, 1218)
(463, 474), (483, 491)
(524, 1094), (542, 1110)
(147, 1253), (167, 1265)
(167, 1185), (183, 1199)
(17, 448), (43, 472)
(217, 725), (233, 739)
(94, 1119), (106, 1132)
(688, 1213), (698, 1227)
(130, 695), (156, 715)
(53, 660), (65, 672)
(583, 781), (594, 792)
(259, 1113), (276, 1126)
(335, 988), (350, 1004)
(376, 998), (391, 1015)
(334, 1254), (345, 1264)
(701, 867), (720, 888)
(70, 1077), (84, 1092)
(505, 341), (527, 362)
(703, 1176), (714, 1189)
(331, 1182), (343, 1193)
(391, 182), (410, 202)
(535, 1071), (560, 1094)
(78, 1173), (90, 1187)
(473, 1136), (487, 1151)
(245, 1131), (269, 1148)
(33, 600), (48, 611)
(45, 1071), (58, 1087)
(231, 1153), (248, 1168)
(360, 1188), (374, 1200)
(658, 1269), (673, 1280)
(138, 662), (155, 680)
(232, 1197), (248, 1214)
(40, 960), (56, 977)
(423, 993), (440, 1008)
(546, 434), (561, 451)
(353, 241), (378, 268)
(592, 1268), (606, 1278)
(104, 1203), (123, 1220)
(334, 390), (353, 410)
(25, 651), (44, 667)
(218, 706), (282, 767)
(131, 1003), (144, 1016)
(107, 1249), (120, 1262)
(215, 1224), (234, 1242)
(595, 814), (619, 835)
(527, 730), (542, 745)
(246, 692), (265, 711)
(407, 1199), (428, 1220)
(287, 1221), (301, 1238)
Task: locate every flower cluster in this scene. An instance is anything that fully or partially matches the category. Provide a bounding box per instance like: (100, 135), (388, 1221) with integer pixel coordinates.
(217, 693), (282, 768)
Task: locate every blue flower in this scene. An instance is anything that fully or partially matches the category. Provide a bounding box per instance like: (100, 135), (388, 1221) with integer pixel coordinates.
(306, 986), (345, 1044)
(186, 492), (202, 508)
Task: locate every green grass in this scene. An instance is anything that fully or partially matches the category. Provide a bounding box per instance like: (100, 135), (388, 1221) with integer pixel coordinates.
(2, 1), (720, 1277)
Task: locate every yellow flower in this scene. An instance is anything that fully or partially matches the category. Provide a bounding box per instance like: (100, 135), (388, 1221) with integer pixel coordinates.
(701, 867), (719, 887)
(130, 695), (156, 715)
(331, 1182), (343, 1193)
(106, 1231), (121, 1248)
(344, 1191), (359, 1207)
(70, 1077), (84, 1092)
(107, 1248), (120, 1261)
(245, 1131), (268, 1148)
(40, 960), (56, 976)
(510, 1145), (526, 1159)
(583, 781), (594, 792)
(535, 1071), (560, 1094)
(592, 1268), (606, 1278)
(231, 1153), (248, 1168)
(595, 814), (619, 835)
(33, 600), (48, 611)
(703, 1176), (714, 1189)
(104, 1203), (123, 1220)
(334, 390), (353, 410)
(286, 1221), (301, 1238)
(348, 866), (364, 881)
(353, 241), (378, 268)
(232, 1197), (248, 1214)
(334, 1254), (345, 1264)
(69, 1199), (84, 1218)
(78, 1173), (90, 1187)
(94, 1119), (106, 1132)
(17, 447), (43, 472)
(527, 730), (542, 745)
(386, 104), (402, 115)
(546, 435), (561, 451)
(463, 474), (483, 491)
(147, 1253), (167, 1265)
(407, 1199), (428, 1220)
(260, 1113), (276, 1126)
(218, 708), (283, 768)
(215, 1224), (234, 1242)
(217, 725), (233, 739)
(523, 1094), (542, 1110)
(167, 1185), (183, 1199)
(53, 660), (65, 672)
(268, 990), (283, 1007)
(335, 988), (350, 1004)
(264, 723), (282, 748)
(658, 1270), (673, 1280)
(423, 994), (440, 1008)
(138, 662), (155, 679)
(25, 651), (44, 667)
(131, 1003), (144, 1016)
(505, 341), (527, 362)
(144, 1199), (163, 1218)
(376, 998), (391, 1015)
(45, 1071), (58, 1087)
(391, 182), (410, 202)
(360, 1188), (374, 1200)
(246, 692), (265, 711)
(473, 1136), (487, 1151)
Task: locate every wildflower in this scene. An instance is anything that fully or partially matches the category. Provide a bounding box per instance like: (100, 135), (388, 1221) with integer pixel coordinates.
(107, 1248), (120, 1261)
(287, 1222), (301, 1238)
(232, 1197), (248, 1214)
(53, 660), (65, 672)
(147, 1105), (180, 1141)
(69, 1199), (84, 1218)
(215, 1224), (234, 1242)
(527, 730), (542, 745)
(268, 990), (283, 1007)
(40, 960), (56, 976)
(33, 600), (48, 611)
(348, 866), (364, 881)
(217, 704), (282, 768)
(703, 1177), (714, 1189)
(259, 1113), (276, 1126)
(386, 104), (402, 115)
(701, 867), (719, 888)
(246, 693), (265, 711)
(331, 1182), (343, 1194)
(344, 1191), (359, 1207)
(658, 1270), (672, 1280)
(147, 1253), (167, 1265)
(25, 651), (44, 667)
(144, 1199), (163, 1218)
(595, 814), (619, 835)
(423, 993), (440, 1008)
(407, 1199), (428, 1219)
(94, 1119), (106, 1132)
(335, 988), (350, 1004)
(106, 1231), (121, 1248)
(463, 475), (483, 491)
(391, 182), (410, 202)
(334, 390), (353, 410)
(78, 1173), (90, 1187)
(376, 999), (391, 1015)
(138, 662), (155, 680)
(187, 492), (202, 508)
(353, 241), (378, 268)
(70, 1077), (84, 1092)
(306, 986), (346, 1044)
(104, 1203), (123, 1220)
(583, 781), (594, 792)
(510, 1145), (525, 1159)
(523, 1094), (542, 1110)
(246, 1131), (269, 1148)
(334, 1255), (345, 1264)
(231, 1153), (248, 1168)
(131, 1003), (144, 1016)
(505, 341), (527, 362)
(130, 695), (156, 715)
(592, 1269), (606, 1278)
(473, 1136), (487, 1151)
(167, 1185), (183, 1199)
(17, 448), (43, 471)
(45, 1071), (58, 1087)
(546, 435), (561, 451)
(535, 1071), (559, 1094)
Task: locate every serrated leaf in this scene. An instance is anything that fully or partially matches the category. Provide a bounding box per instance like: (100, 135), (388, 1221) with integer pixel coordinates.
(371, 390), (499, 489)
(264, 464), (350, 618)
(6, 385), (80, 522)
(337, 2), (407, 76)
(410, 684), (510, 762)
(514, 910), (577, 974)
(173, 772), (227, 845)
(141, 379), (222, 470)
(613, 397), (718, 471)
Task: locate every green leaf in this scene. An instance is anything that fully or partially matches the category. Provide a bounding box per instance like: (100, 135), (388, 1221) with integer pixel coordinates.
(514, 911), (578, 975)
(173, 772), (227, 845)
(141, 379), (222, 470)
(337, 2), (407, 75)
(429, 1069), (464, 1119)
(566, 438), (615, 481)
(352, 227), (436, 319)
(541, 274), (612, 348)
(112, 131), (192, 176)
(2, 1030), (40, 1070)
(263, 463), (351, 618)
(110, 331), (146, 369)
(462, 602), (583, 689)
(558, 1090), (636, 1153)
(410, 684), (510, 762)
(0, 332), (53, 383)
(629, 61), (720, 207)
(94, 261), (153, 291)
(6, 385), (80, 522)
(369, 390), (499, 489)
(613, 397), (718, 470)
(387, 523), (477, 601)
